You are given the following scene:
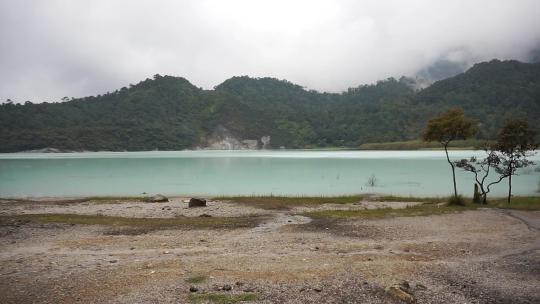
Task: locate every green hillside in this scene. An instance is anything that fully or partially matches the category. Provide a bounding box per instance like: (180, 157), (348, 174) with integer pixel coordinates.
(1, 60), (539, 152)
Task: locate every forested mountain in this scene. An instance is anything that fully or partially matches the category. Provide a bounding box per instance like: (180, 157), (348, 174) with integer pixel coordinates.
(1, 60), (539, 152)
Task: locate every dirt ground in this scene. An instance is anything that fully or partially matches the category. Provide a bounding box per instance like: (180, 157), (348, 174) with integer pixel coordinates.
(0, 197), (538, 304)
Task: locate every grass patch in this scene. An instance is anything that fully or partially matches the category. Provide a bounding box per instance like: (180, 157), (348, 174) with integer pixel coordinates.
(359, 139), (492, 150)
(377, 195), (446, 203)
(486, 197), (540, 211)
(185, 275), (208, 284)
(0, 214), (262, 231)
(189, 293), (257, 304)
(0, 196), (147, 205)
(217, 195), (367, 210)
(305, 203), (478, 219)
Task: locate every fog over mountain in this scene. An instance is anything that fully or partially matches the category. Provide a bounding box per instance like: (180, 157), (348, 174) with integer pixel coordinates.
(1, 0), (540, 102)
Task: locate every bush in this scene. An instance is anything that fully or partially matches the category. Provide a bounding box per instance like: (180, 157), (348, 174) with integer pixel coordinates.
(448, 195), (466, 206)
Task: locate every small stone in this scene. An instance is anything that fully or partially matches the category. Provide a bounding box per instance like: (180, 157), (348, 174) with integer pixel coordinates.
(313, 287), (322, 292)
(222, 285), (232, 291)
(189, 286), (198, 292)
(109, 260), (118, 263)
(415, 284), (427, 290)
(130, 247), (136, 250)
(163, 250), (170, 254)
(243, 287), (255, 292)
(235, 281), (244, 286)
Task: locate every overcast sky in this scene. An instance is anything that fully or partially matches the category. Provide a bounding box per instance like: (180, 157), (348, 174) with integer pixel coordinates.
(1, 0), (540, 103)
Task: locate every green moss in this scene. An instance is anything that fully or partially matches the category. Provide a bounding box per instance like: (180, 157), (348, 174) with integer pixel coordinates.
(189, 293), (257, 304)
(217, 195), (367, 210)
(185, 275), (208, 284)
(305, 203), (478, 219)
(1, 214), (262, 230)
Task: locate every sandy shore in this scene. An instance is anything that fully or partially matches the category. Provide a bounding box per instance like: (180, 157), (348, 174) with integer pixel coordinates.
(0, 197), (539, 303)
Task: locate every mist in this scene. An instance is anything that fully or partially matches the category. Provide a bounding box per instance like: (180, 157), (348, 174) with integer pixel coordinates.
(1, 0), (539, 103)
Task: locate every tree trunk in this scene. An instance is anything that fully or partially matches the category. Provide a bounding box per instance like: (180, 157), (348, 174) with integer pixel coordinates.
(444, 143), (458, 198)
(507, 174), (512, 204)
(482, 193), (487, 204)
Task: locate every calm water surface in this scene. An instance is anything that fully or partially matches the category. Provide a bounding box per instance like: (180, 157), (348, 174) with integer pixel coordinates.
(0, 150), (539, 198)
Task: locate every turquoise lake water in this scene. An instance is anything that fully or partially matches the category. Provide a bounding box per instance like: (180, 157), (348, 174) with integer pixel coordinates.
(0, 150), (539, 198)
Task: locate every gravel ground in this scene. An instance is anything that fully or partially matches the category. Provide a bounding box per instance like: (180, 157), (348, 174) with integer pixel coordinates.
(0, 198), (538, 303)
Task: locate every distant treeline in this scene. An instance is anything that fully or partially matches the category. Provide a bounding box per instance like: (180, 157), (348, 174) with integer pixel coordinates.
(1, 60), (539, 152)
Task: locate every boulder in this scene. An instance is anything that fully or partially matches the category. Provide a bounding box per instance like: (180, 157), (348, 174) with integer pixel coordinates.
(189, 198), (207, 208)
(146, 194), (169, 203)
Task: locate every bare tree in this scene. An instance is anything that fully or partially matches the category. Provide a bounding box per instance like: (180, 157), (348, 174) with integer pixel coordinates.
(454, 147), (508, 204)
(366, 174), (377, 187)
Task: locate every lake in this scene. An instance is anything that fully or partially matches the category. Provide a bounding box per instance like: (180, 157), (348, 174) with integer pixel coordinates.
(0, 150), (539, 198)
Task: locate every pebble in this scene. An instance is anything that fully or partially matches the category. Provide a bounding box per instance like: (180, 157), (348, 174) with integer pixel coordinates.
(189, 286), (198, 292)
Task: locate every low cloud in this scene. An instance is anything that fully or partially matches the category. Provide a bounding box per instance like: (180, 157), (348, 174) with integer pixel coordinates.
(1, 0), (539, 102)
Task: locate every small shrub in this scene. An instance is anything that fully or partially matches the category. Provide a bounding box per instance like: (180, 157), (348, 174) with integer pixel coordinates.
(448, 195), (466, 206)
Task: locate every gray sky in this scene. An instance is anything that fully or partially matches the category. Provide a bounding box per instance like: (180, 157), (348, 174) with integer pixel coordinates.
(1, 0), (540, 103)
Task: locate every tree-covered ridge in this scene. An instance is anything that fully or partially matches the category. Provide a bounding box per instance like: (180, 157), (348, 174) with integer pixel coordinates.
(1, 60), (539, 152)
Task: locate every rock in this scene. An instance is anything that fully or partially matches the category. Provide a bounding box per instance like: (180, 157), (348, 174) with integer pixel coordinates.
(189, 198), (207, 208)
(109, 259), (118, 263)
(415, 283), (427, 291)
(386, 285), (416, 304)
(243, 287), (255, 292)
(398, 280), (410, 291)
(199, 213), (212, 217)
(261, 136), (271, 149)
(146, 194), (169, 203)
(189, 286), (198, 292)
(242, 139), (258, 149)
(222, 285), (232, 291)
(313, 287), (322, 292)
